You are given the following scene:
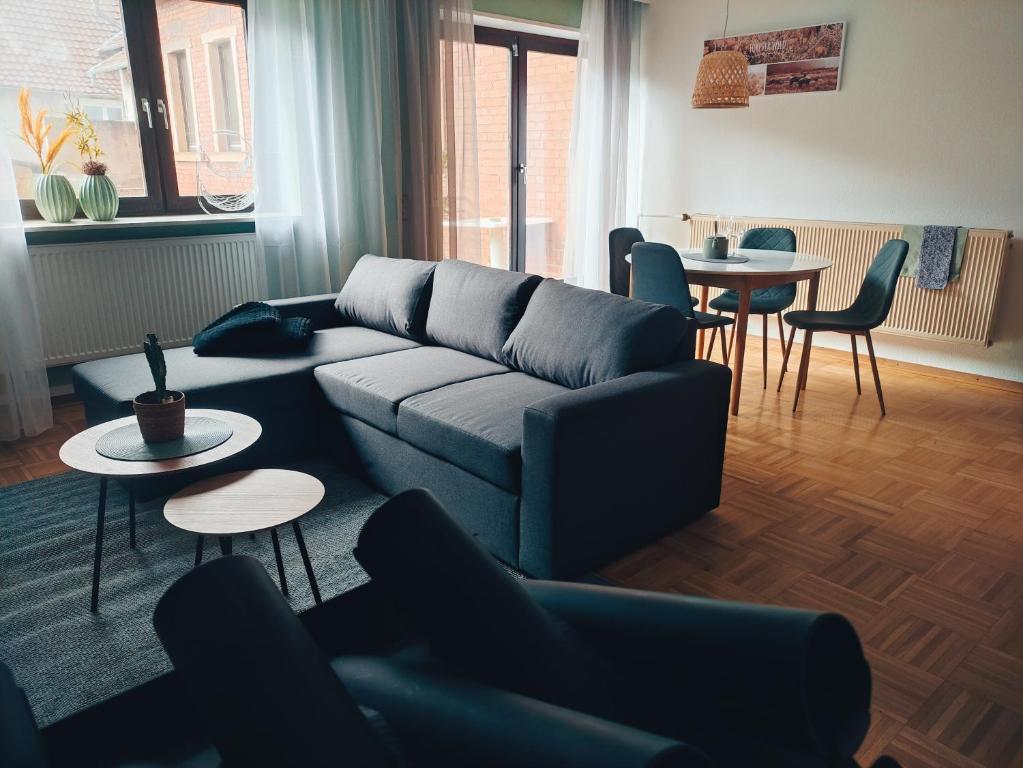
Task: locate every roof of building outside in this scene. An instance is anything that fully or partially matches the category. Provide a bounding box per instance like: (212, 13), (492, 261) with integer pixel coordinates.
(0, 0), (123, 98)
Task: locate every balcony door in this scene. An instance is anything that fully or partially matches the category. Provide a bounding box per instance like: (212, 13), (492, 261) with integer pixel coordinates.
(473, 28), (578, 277)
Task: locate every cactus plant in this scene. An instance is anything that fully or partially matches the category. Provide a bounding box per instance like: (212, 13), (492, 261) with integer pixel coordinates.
(143, 333), (170, 403)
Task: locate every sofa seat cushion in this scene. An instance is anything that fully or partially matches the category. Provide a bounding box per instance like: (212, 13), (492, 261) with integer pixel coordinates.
(397, 372), (568, 492)
(335, 255), (437, 340)
(314, 347), (510, 434)
(425, 260), (542, 362)
(502, 279), (689, 389)
(73, 326), (421, 420)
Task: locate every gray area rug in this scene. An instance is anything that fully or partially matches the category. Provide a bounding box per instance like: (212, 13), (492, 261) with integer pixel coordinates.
(0, 459), (385, 726)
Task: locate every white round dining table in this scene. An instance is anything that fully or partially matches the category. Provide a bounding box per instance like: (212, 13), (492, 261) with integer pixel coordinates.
(631, 248), (833, 416)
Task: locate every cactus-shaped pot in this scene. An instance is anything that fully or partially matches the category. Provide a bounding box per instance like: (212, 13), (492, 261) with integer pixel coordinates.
(34, 173), (77, 223)
(78, 162), (118, 221)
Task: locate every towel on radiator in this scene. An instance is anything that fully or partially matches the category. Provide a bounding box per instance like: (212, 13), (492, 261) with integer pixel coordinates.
(900, 225), (968, 288)
(192, 301), (313, 356)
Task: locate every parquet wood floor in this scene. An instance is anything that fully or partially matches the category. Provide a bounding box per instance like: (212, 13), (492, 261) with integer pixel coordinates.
(2, 340), (1020, 766)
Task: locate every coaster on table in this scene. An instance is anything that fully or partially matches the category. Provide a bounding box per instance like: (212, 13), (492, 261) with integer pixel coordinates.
(95, 417), (234, 461)
(682, 253), (750, 264)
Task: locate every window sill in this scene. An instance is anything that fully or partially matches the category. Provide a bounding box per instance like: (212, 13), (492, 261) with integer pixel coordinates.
(24, 212), (255, 246)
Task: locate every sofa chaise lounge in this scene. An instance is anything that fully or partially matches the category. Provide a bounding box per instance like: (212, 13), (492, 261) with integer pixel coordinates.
(73, 256), (731, 578)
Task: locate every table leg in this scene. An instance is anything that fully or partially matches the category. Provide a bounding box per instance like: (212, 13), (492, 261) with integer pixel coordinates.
(194, 536), (204, 568)
(270, 527), (289, 597)
(292, 521), (322, 606)
(219, 537), (233, 556)
(696, 285), (710, 358)
(802, 273), (822, 390)
(90, 477), (108, 613)
(128, 481), (136, 550)
(729, 279), (752, 416)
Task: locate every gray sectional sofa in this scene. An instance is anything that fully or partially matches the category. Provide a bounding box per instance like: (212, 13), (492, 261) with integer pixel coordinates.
(73, 256), (731, 578)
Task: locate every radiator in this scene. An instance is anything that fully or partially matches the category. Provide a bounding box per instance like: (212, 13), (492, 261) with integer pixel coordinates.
(30, 234), (267, 366)
(679, 215), (1010, 346)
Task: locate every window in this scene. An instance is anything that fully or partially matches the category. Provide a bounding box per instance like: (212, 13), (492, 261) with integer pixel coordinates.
(204, 33), (244, 154)
(473, 28), (578, 277)
(165, 46), (199, 154)
(0, 0), (251, 218)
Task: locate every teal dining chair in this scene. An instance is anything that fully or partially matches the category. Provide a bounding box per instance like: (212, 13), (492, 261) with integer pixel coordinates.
(609, 227), (698, 306)
(779, 239), (909, 416)
(706, 227), (798, 388)
(631, 242), (733, 358)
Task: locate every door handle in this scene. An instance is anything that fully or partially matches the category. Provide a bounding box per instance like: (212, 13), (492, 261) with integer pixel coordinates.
(156, 99), (170, 130)
(516, 163), (527, 183)
(140, 98), (153, 128)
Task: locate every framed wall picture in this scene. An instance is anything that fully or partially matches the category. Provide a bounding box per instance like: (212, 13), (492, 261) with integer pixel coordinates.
(704, 22), (846, 97)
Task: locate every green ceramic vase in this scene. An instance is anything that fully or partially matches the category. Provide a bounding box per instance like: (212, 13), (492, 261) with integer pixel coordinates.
(79, 173), (119, 222)
(34, 174), (77, 223)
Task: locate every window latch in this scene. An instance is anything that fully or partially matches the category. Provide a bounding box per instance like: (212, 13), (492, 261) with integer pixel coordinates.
(140, 98), (153, 129)
(156, 99), (170, 130)
(516, 163), (527, 184)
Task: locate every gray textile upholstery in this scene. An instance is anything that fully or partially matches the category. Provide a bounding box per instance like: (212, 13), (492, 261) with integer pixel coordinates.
(334, 255), (436, 340)
(397, 372), (568, 492)
(268, 293), (341, 330)
(314, 347), (509, 434)
(502, 279), (689, 389)
(330, 413), (522, 566)
(426, 260), (542, 362)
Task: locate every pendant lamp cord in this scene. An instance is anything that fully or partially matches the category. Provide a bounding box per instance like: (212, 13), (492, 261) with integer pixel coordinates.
(723, 0), (730, 38)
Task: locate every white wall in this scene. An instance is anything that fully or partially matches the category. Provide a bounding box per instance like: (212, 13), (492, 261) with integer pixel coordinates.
(637, 0), (1023, 381)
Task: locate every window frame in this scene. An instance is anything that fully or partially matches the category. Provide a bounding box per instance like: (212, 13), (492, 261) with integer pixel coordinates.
(202, 28), (247, 160)
(17, 0), (249, 220)
(472, 27), (578, 272)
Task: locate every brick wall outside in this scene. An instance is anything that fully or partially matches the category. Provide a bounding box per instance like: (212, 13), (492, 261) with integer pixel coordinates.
(472, 44), (576, 277)
(155, 0), (252, 198)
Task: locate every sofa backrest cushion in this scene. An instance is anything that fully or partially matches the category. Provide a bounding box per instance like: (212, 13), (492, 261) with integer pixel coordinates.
(425, 260), (542, 363)
(335, 255), (437, 340)
(501, 279), (689, 389)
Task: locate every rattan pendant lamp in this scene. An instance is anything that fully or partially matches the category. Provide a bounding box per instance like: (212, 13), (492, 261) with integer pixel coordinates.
(691, 0), (749, 108)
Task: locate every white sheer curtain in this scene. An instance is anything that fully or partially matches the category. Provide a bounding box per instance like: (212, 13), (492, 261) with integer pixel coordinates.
(563, 0), (643, 290)
(249, 0), (479, 297)
(0, 140), (52, 440)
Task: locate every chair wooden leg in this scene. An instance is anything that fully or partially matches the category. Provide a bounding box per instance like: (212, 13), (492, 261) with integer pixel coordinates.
(793, 330), (814, 412)
(776, 313), (786, 364)
(762, 314), (768, 389)
(707, 325), (719, 361)
(864, 330), (886, 416)
(778, 325), (796, 392)
(719, 323), (727, 362)
(726, 322), (736, 365)
(850, 334), (862, 395)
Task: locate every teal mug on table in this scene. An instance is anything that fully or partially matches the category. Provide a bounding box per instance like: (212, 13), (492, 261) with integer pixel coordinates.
(703, 236), (729, 259)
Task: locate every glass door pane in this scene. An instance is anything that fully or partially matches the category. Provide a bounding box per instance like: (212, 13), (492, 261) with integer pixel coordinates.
(472, 42), (512, 269)
(524, 50), (576, 278)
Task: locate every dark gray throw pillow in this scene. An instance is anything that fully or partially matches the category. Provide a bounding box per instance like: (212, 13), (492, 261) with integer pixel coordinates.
(425, 260), (542, 362)
(501, 279), (688, 389)
(335, 255), (437, 340)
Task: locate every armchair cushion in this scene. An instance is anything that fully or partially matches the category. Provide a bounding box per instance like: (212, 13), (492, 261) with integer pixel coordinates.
(425, 260), (542, 363)
(502, 279), (689, 389)
(335, 255), (436, 340)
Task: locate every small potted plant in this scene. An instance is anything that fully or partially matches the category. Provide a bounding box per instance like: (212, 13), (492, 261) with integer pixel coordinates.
(65, 96), (118, 221)
(133, 334), (185, 443)
(18, 88), (76, 223)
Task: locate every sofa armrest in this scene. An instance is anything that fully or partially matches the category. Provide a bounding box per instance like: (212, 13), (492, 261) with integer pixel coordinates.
(266, 293), (340, 330)
(520, 359), (731, 579)
(523, 580), (871, 763)
(334, 656), (711, 768)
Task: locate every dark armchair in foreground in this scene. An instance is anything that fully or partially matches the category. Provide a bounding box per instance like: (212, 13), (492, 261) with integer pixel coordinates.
(148, 489), (899, 768)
